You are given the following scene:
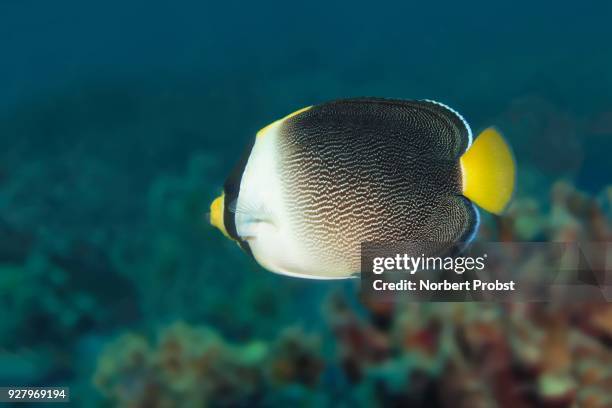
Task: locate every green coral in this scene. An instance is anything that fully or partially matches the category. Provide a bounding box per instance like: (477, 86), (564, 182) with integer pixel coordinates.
(0, 253), (99, 347)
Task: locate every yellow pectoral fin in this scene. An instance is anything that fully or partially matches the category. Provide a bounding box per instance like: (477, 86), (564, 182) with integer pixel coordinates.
(460, 127), (516, 214)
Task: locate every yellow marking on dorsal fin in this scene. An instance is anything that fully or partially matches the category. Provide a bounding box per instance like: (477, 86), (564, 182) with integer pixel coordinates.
(210, 193), (232, 239)
(256, 106), (312, 139)
(460, 127), (516, 214)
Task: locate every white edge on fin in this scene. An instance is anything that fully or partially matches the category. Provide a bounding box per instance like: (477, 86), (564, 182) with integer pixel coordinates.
(422, 99), (473, 148)
(463, 203), (480, 244)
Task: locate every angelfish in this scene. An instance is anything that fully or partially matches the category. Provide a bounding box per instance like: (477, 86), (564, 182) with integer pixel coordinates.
(209, 98), (515, 279)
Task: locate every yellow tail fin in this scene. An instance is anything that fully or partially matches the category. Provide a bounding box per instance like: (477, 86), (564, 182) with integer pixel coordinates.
(460, 127), (515, 214)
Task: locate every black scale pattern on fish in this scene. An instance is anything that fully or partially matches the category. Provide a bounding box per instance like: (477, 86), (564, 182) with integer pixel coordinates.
(277, 98), (478, 270)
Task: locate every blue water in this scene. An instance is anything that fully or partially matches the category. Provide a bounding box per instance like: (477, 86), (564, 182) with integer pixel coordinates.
(1, 1), (611, 406)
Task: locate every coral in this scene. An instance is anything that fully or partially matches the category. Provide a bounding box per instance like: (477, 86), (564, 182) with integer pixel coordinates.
(0, 248), (137, 349)
(486, 180), (611, 243)
(0, 220), (139, 386)
(325, 181), (612, 408)
(95, 322), (266, 407)
(94, 322), (324, 407)
(267, 327), (324, 387)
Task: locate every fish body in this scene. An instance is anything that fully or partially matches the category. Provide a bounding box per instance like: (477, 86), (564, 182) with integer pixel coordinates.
(210, 98), (515, 279)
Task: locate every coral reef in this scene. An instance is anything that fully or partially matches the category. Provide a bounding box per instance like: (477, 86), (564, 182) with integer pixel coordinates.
(94, 322), (324, 407)
(323, 182), (612, 407)
(0, 228), (139, 384)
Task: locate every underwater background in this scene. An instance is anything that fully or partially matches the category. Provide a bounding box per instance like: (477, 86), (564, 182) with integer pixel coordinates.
(1, 1), (612, 406)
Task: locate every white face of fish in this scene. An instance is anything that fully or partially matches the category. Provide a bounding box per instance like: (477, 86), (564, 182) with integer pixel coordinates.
(234, 122), (311, 277)
(234, 122), (354, 279)
(209, 117), (355, 279)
